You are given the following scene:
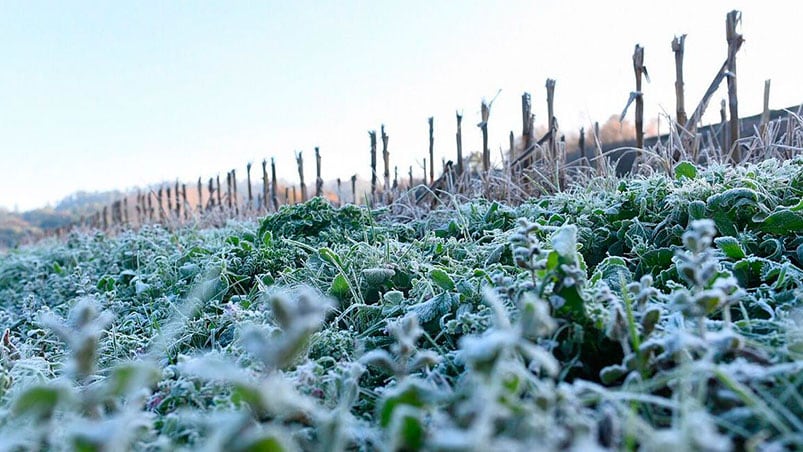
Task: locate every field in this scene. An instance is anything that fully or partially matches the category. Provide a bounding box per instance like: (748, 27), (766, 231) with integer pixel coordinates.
(1, 156), (803, 450)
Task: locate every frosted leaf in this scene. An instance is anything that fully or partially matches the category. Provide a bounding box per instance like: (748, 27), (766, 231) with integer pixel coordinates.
(551, 225), (578, 260)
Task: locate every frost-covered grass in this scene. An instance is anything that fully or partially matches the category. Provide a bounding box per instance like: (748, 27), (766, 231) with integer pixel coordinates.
(1, 159), (803, 451)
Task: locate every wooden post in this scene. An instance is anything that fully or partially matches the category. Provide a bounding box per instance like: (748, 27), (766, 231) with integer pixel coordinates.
(123, 197), (129, 225)
(480, 103), (490, 173)
(295, 152), (306, 203)
(215, 174), (223, 210)
(157, 187), (165, 221)
(270, 158), (278, 211)
(232, 169), (238, 215)
(102, 206), (108, 229)
(720, 99), (728, 155)
(135, 190), (142, 224)
(546, 79), (557, 161)
(381, 125), (390, 192)
(181, 184), (188, 220)
(208, 178), (215, 210)
(393, 166), (398, 190)
(632, 45), (646, 149)
(246, 162), (253, 211)
(760, 79), (771, 138)
(521, 92), (534, 167)
(260, 160), (268, 211)
(174, 180), (181, 219)
(226, 172), (233, 211)
(423, 158), (427, 184)
(455, 111), (464, 176)
(337, 178), (342, 206)
(579, 127), (586, 163)
(315, 147), (323, 198)
(285, 187), (289, 205)
(672, 35), (688, 132)
(509, 131), (515, 174)
(369, 130), (377, 201)
(197, 177), (203, 214)
(726, 10), (743, 162)
(351, 174), (357, 204)
(428, 117), (435, 183)
(409, 165), (413, 188)
(594, 121), (604, 173)
(148, 191), (154, 221)
(166, 186), (173, 217)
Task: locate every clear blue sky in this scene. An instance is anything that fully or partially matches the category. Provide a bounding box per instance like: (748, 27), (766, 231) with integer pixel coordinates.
(1, 1), (800, 211)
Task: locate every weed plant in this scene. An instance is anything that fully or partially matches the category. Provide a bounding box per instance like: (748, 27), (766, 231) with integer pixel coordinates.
(1, 156), (803, 450)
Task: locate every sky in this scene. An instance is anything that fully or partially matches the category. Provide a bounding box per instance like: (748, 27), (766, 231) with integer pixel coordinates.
(1, 0), (801, 211)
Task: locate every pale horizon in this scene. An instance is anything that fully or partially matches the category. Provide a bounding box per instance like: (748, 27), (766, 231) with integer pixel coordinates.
(1, 0), (801, 211)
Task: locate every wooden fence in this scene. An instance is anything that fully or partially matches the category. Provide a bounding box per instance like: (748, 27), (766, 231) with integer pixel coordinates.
(48, 10), (801, 236)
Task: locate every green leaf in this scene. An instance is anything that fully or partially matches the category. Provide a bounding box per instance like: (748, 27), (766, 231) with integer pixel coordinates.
(714, 236), (746, 260)
(330, 274), (350, 299)
(378, 380), (432, 428)
(408, 292), (457, 324)
(674, 161), (697, 180)
(318, 247), (343, 268)
(756, 209), (803, 234)
(429, 268), (455, 291)
(390, 407), (425, 451)
(688, 200), (707, 220)
(237, 434), (291, 452)
(13, 384), (68, 420)
(591, 256), (632, 293)
(106, 362), (160, 398)
(551, 224), (578, 263)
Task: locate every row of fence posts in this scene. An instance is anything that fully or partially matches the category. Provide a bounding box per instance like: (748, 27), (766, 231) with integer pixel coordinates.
(58, 9), (782, 236)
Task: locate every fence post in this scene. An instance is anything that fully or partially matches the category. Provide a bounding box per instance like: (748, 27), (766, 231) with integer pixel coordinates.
(408, 165), (413, 188)
(369, 131), (377, 202)
(232, 169), (238, 215)
(594, 121), (603, 173)
(546, 79), (557, 161)
(136, 190), (142, 224)
(480, 102), (490, 173)
(226, 172), (233, 211)
(760, 79), (771, 139)
(123, 197), (129, 225)
(246, 162), (253, 211)
(381, 125), (390, 192)
(147, 191), (154, 221)
(337, 178), (342, 206)
(509, 131), (515, 174)
(351, 174), (357, 204)
(579, 127), (586, 163)
(157, 187), (165, 221)
(207, 178), (215, 210)
(726, 10), (743, 162)
(197, 178), (203, 214)
(428, 117), (435, 183)
(174, 180), (181, 219)
(315, 147), (323, 198)
(216, 175), (223, 211)
(672, 35), (687, 133)
(455, 111), (464, 176)
(166, 186), (173, 218)
(521, 92), (534, 168)
(720, 99), (728, 156)
(181, 184), (188, 220)
(270, 158), (278, 211)
(632, 45), (646, 149)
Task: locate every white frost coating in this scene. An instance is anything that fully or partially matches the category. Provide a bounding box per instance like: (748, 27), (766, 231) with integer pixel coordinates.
(551, 224), (578, 259)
